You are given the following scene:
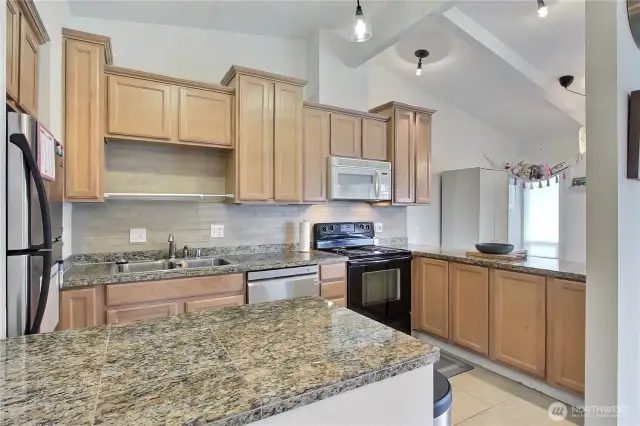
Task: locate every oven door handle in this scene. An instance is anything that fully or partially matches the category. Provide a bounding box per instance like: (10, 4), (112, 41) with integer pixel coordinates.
(349, 255), (413, 265)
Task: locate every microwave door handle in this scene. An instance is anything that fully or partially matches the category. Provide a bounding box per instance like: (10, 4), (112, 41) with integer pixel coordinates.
(374, 173), (380, 199)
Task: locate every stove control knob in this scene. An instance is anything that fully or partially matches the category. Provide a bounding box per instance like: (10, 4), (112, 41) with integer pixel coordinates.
(321, 225), (327, 232)
(366, 224), (371, 230)
(360, 224), (364, 229)
(329, 225), (335, 231)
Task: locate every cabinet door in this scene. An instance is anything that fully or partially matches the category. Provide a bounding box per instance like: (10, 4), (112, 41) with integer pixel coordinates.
(330, 113), (362, 158)
(18, 15), (39, 117)
(237, 75), (274, 201)
(64, 39), (105, 201)
(449, 263), (489, 354)
(6, 0), (20, 102)
(302, 108), (330, 202)
(331, 297), (346, 307)
(60, 287), (104, 330)
(547, 278), (585, 393)
(274, 82), (302, 202)
(415, 112), (432, 204)
(178, 87), (232, 147)
(185, 295), (245, 313)
(362, 119), (387, 161)
(490, 270), (546, 377)
(106, 302), (178, 325)
(413, 257), (449, 339)
(107, 75), (172, 140)
(393, 109), (415, 203)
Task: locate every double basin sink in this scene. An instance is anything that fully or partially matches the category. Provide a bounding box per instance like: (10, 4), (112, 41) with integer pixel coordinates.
(109, 257), (233, 275)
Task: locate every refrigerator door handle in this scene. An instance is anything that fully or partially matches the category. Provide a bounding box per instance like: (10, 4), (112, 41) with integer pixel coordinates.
(29, 251), (52, 334)
(7, 133), (52, 253)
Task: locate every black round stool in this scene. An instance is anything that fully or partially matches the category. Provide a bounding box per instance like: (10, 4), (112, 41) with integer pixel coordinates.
(433, 370), (453, 426)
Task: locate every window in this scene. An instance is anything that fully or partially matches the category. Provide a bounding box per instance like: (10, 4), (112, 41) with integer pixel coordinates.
(522, 183), (560, 258)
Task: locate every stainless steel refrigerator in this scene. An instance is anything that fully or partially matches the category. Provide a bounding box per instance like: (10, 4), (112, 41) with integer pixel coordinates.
(6, 112), (63, 337)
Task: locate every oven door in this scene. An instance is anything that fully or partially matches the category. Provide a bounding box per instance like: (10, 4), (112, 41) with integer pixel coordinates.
(347, 255), (412, 332)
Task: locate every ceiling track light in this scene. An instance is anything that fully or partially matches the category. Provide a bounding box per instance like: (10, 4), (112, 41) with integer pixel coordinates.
(415, 49), (429, 76)
(350, 0), (371, 42)
(559, 75), (585, 97)
(537, 0), (548, 17)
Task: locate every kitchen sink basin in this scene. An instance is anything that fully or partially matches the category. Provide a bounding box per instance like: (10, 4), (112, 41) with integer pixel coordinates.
(110, 258), (232, 274)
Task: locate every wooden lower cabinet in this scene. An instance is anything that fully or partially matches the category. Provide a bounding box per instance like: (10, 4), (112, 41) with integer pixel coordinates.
(449, 263), (489, 355)
(60, 286), (104, 330)
(106, 302), (178, 325)
(185, 295), (245, 313)
(547, 278), (586, 393)
(490, 270), (546, 378)
(320, 263), (347, 307)
(330, 297), (346, 307)
(412, 257), (448, 339)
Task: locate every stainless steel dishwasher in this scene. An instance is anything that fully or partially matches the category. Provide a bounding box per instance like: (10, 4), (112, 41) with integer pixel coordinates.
(247, 265), (319, 304)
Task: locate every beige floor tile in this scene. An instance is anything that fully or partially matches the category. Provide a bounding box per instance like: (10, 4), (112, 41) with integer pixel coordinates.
(449, 368), (518, 405)
(451, 386), (492, 425)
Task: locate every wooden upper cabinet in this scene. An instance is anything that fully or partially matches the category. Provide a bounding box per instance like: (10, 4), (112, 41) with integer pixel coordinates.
(6, 0), (20, 102)
(63, 35), (107, 201)
(413, 257), (449, 339)
(393, 109), (415, 203)
(330, 113), (362, 158)
(547, 278), (585, 394)
(60, 286), (104, 330)
(362, 118), (387, 161)
(415, 112), (432, 204)
(107, 74), (172, 140)
(273, 82), (303, 202)
(449, 263), (489, 355)
(490, 270), (546, 378)
(18, 14), (39, 117)
(237, 75), (274, 201)
(302, 107), (330, 202)
(178, 87), (232, 147)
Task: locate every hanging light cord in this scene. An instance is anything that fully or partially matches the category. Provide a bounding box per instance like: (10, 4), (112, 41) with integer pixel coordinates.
(564, 87), (586, 97)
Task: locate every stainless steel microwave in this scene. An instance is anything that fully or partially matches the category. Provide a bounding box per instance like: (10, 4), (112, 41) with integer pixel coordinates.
(328, 156), (392, 201)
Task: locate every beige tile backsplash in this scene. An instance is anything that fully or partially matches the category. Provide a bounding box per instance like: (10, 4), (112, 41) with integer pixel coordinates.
(72, 201), (407, 254)
(74, 141), (407, 254)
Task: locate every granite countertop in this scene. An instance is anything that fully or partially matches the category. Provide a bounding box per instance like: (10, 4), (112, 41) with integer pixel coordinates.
(405, 244), (586, 283)
(63, 251), (348, 289)
(0, 297), (439, 425)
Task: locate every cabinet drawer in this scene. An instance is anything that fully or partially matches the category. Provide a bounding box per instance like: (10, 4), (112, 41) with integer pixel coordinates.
(330, 297), (346, 307)
(320, 263), (346, 281)
(321, 280), (346, 299)
(106, 274), (244, 306)
(185, 295), (245, 313)
(106, 302), (178, 325)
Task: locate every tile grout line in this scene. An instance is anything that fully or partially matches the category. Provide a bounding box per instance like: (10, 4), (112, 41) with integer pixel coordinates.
(90, 326), (111, 426)
(454, 393), (518, 425)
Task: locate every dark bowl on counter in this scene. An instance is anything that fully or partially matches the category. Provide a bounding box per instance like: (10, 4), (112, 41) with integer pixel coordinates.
(475, 243), (514, 255)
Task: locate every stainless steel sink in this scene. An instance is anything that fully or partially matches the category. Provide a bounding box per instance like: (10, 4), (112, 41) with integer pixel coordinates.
(110, 258), (232, 274)
(175, 258), (232, 269)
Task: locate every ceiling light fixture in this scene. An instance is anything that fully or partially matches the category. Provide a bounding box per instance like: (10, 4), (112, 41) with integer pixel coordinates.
(415, 49), (429, 76)
(537, 0), (548, 17)
(350, 0), (371, 42)
(559, 75), (585, 97)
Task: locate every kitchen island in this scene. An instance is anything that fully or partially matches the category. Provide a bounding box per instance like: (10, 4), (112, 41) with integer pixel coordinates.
(0, 297), (439, 425)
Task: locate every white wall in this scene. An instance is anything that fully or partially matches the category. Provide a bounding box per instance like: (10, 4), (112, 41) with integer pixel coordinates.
(585, 1), (640, 424)
(71, 16), (306, 84)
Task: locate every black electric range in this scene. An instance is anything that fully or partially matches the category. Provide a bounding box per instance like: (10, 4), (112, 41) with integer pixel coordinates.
(314, 221), (412, 334)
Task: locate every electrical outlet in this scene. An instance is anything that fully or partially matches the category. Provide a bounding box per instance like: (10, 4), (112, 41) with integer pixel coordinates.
(211, 224), (224, 238)
(374, 223), (384, 233)
(129, 228), (147, 243)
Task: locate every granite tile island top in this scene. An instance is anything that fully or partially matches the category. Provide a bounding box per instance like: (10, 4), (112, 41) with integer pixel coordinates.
(63, 250), (348, 289)
(0, 297), (439, 425)
(406, 244), (586, 282)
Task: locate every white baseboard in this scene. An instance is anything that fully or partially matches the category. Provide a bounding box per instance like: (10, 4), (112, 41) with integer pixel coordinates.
(414, 331), (584, 407)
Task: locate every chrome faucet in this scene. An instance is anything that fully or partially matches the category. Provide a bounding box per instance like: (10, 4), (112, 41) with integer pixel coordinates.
(168, 234), (176, 260)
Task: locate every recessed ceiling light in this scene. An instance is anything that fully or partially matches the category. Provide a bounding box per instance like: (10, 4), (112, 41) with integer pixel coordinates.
(537, 0), (548, 18)
(350, 0), (371, 42)
(415, 49), (429, 76)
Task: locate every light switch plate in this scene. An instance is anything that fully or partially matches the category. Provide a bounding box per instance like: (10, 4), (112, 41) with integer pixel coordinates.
(211, 224), (224, 238)
(130, 228), (147, 243)
(374, 223), (384, 233)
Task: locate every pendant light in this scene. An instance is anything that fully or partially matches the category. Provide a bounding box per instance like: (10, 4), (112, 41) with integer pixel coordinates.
(415, 49), (429, 76)
(537, 0), (548, 17)
(350, 0), (371, 42)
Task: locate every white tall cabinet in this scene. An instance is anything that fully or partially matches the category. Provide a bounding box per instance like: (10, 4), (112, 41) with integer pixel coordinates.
(441, 168), (522, 250)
